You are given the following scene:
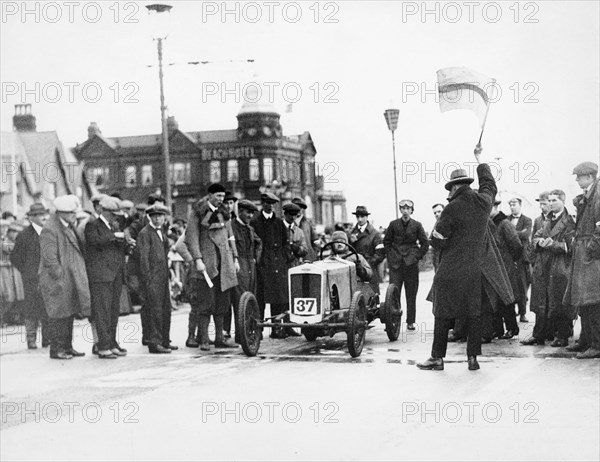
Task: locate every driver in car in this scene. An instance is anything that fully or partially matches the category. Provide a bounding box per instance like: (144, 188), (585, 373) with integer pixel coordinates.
(330, 231), (373, 283)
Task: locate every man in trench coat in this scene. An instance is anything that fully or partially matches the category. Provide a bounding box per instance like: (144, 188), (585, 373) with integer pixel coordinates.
(563, 162), (600, 358)
(38, 195), (90, 360)
(417, 150), (497, 372)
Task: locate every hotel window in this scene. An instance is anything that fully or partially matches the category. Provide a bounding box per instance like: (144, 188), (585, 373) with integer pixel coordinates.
(304, 162), (313, 184)
(87, 166), (109, 188)
(142, 165), (153, 185)
(170, 162), (191, 185)
(125, 165), (137, 187)
(249, 159), (260, 181)
(227, 160), (239, 182)
(281, 159), (288, 181)
(210, 161), (221, 183)
(263, 158), (273, 183)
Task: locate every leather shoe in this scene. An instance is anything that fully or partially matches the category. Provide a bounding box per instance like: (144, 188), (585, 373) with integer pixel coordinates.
(27, 341), (37, 350)
(67, 348), (85, 357)
(141, 339), (149, 346)
(500, 331), (517, 340)
(576, 347), (600, 359)
(114, 345), (128, 354)
(186, 336), (199, 348)
(50, 351), (73, 360)
(566, 342), (587, 352)
(98, 351), (118, 359)
(417, 357), (444, 370)
(521, 337), (544, 346)
(111, 348), (127, 356)
(92, 344), (99, 355)
(519, 315), (529, 323)
(214, 340), (238, 349)
(550, 338), (568, 347)
(166, 344), (178, 350)
(224, 331), (232, 339)
(407, 323), (416, 331)
(468, 356), (480, 370)
(148, 345), (171, 354)
(200, 343), (210, 351)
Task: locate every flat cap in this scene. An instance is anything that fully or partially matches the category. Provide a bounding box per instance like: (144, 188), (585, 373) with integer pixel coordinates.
(261, 192), (280, 203)
(54, 195), (80, 213)
(282, 203), (301, 215)
(146, 203), (170, 216)
(508, 197), (522, 205)
(99, 197), (124, 215)
(291, 197), (307, 209)
(535, 191), (550, 202)
(331, 230), (348, 243)
(207, 183), (226, 194)
(120, 200), (134, 209)
(572, 161), (598, 176)
(91, 193), (108, 204)
(135, 202), (148, 211)
(237, 199), (258, 212)
(398, 199), (414, 209)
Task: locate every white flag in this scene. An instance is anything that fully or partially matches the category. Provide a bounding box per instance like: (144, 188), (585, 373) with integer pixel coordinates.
(436, 67), (495, 127)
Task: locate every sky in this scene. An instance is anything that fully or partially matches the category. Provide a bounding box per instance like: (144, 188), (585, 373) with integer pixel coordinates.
(1, 1), (599, 231)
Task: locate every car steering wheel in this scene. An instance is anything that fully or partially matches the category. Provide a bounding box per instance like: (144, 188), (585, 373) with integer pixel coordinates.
(319, 240), (360, 263)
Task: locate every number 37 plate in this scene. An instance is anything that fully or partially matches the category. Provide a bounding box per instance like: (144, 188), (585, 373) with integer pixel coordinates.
(292, 298), (318, 315)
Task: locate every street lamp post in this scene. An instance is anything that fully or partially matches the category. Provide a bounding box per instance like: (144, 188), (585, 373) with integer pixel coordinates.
(146, 3), (173, 211)
(384, 108), (400, 219)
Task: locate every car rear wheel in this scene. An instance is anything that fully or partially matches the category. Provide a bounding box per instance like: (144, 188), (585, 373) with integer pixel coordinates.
(347, 291), (367, 357)
(384, 283), (402, 341)
(237, 291), (261, 357)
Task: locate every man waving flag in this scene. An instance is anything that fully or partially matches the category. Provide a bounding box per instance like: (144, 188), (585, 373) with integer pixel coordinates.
(436, 66), (496, 151)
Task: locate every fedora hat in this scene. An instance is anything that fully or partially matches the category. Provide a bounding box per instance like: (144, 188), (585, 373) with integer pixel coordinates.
(445, 169), (474, 191)
(27, 203), (49, 216)
(352, 206), (370, 216)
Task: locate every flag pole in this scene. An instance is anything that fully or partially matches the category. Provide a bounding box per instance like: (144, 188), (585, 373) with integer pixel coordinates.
(475, 78), (495, 153)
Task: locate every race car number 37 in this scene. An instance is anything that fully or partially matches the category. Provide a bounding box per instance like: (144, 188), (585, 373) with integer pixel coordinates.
(293, 298), (317, 315)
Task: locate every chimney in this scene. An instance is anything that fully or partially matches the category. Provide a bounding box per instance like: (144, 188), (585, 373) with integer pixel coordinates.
(167, 116), (178, 136)
(13, 104), (36, 132)
(88, 122), (102, 139)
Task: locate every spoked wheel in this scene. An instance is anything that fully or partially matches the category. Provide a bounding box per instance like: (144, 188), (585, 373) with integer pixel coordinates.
(347, 291), (367, 357)
(383, 283), (402, 341)
(237, 292), (261, 356)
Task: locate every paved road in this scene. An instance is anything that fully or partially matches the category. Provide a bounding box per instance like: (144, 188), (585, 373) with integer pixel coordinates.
(1, 271), (599, 461)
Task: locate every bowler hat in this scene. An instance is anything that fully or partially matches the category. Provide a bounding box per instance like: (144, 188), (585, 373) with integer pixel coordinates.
(27, 203), (49, 216)
(572, 161), (598, 176)
(224, 191), (238, 202)
(291, 197), (308, 209)
(237, 199), (258, 213)
(352, 206), (370, 216)
(445, 169), (474, 191)
(261, 192), (280, 203)
(207, 183), (226, 194)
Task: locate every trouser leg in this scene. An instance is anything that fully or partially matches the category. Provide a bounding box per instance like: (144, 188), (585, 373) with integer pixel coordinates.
(502, 303), (519, 334)
(581, 305), (600, 349)
(431, 317), (453, 358)
(466, 316), (482, 357)
(162, 289), (172, 347)
(24, 318), (38, 345)
(389, 267), (405, 320)
(91, 282), (113, 351)
(231, 287), (242, 342)
(554, 314), (572, 341)
(109, 277), (122, 349)
(404, 263), (419, 324)
(532, 300), (549, 340)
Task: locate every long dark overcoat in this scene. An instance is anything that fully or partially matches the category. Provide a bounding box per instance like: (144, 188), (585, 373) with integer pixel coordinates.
(349, 222), (385, 293)
(530, 210), (576, 318)
(491, 212), (522, 294)
(38, 214), (91, 318)
(564, 178), (600, 307)
(10, 225), (44, 318)
(232, 219), (262, 293)
(251, 212), (290, 304)
(430, 163), (497, 319)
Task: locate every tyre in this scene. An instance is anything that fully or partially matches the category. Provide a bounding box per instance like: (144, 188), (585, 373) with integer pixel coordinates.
(237, 291), (261, 356)
(384, 283), (402, 341)
(346, 291), (367, 357)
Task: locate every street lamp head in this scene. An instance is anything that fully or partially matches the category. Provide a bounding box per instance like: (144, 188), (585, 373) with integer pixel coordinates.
(384, 108), (400, 132)
(146, 4), (173, 39)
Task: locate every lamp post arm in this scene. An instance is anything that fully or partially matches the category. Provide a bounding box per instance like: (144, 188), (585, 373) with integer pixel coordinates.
(391, 130), (399, 219)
